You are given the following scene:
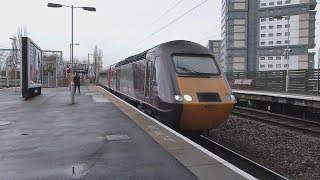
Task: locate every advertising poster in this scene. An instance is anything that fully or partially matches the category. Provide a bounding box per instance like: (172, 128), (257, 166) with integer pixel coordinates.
(28, 41), (42, 88)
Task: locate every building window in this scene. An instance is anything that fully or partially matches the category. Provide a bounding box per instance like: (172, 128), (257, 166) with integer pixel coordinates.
(268, 57), (273, 60)
(260, 65), (265, 68)
(285, 32), (290, 36)
(269, 2), (274, 6)
(261, 3), (266, 6)
(261, 26), (266, 29)
(284, 64), (289, 67)
(269, 41), (273, 45)
(277, 41), (282, 44)
(285, 24), (290, 28)
(261, 18), (266, 22)
(261, 41), (266, 45)
(260, 57), (266, 60)
(285, 0), (291, 4)
(269, 17), (274, 21)
(277, 25), (282, 28)
(276, 17), (282, 20)
(269, 25), (274, 29)
(268, 64), (273, 68)
(285, 40), (290, 44)
(277, 33), (282, 36)
(276, 64), (281, 68)
(269, 33), (274, 37)
(277, 1), (282, 5)
(276, 56), (281, 60)
(261, 34), (266, 37)
(285, 16), (290, 20)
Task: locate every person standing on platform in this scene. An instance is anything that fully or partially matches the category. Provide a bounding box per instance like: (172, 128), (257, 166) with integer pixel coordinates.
(73, 73), (81, 93)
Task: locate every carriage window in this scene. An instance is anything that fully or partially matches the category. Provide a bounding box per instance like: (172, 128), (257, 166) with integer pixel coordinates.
(172, 55), (220, 75)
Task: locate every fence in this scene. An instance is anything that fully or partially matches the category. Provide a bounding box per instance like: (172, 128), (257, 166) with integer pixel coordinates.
(43, 75), (56, 87)
(0, 79), (19, 87)
(0, 77), (87, 88)
(225, 69), (320, 94)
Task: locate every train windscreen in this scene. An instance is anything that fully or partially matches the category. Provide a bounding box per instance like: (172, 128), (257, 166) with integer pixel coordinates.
(172, 55), (220, 76)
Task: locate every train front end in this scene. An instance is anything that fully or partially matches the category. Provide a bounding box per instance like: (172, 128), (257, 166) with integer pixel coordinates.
(170, 55), (235, 130)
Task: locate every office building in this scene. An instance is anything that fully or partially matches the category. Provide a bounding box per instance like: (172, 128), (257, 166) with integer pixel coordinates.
(207, 40), (224, 70)
(221, 0), (317, 72)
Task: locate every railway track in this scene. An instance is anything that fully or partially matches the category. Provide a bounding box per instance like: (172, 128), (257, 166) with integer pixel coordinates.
(232, 106), (320, 135)
(187, 135), (288, 180)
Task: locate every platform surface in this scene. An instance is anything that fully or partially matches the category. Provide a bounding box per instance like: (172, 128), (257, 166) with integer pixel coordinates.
(0, 86), (253, 179)
(233, 89), (320, 101)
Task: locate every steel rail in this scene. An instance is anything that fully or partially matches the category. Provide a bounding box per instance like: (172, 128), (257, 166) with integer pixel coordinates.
(232, 106), (320, 135)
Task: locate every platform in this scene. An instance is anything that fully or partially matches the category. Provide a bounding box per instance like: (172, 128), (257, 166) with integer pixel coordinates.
(0, 86), (254, 179)
(233, 89), (320, 108)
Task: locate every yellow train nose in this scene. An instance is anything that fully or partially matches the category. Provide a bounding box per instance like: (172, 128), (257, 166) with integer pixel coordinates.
(179, 102), (234, 130)
(175, 76), (235, 130)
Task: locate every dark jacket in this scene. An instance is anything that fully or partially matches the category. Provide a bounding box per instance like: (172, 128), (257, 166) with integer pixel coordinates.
(73, 74), (80, 85)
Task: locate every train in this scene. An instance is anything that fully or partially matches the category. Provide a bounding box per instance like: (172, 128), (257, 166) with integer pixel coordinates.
(99, 40), (236, 131)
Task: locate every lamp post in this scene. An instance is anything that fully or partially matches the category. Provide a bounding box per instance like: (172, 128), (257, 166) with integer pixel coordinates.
(274, 15), (290, 92)
(9, 37), (18, 93)
(47, 3), (96, 104)
(70, 43), (79, 64)
(317, 49), (320, 95)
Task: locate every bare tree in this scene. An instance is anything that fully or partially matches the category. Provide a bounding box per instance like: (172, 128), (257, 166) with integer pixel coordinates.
(43, 53), (59, 75)
(93, 45), (103, 85)
(16, 27), (28, 67)
(0, 52), (7, 77)
(6, 27), (28, 79)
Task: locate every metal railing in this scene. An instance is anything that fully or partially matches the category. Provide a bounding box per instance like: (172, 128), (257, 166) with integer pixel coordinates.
(0, 79), (20, 87)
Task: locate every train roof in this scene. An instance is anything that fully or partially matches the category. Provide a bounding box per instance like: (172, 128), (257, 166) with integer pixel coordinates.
(115, 49), (150, 67)
(101, 40), (210, 71)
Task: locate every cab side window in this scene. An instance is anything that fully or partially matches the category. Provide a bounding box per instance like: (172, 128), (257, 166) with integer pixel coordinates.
(151, 58), (159, 87)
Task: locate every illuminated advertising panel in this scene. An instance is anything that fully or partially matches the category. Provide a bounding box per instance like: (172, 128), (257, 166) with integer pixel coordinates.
(28, 41), (43, 88)
(21, 37), (43, 99)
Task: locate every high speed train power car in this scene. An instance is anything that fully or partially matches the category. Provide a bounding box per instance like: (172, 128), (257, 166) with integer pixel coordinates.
(99, 40), (236, 131)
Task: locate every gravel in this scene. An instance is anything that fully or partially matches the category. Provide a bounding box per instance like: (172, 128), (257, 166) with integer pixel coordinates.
(209, 114), (320, 180)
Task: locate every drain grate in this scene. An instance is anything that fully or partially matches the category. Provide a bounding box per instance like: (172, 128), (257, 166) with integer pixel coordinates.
(106, 134), (130, 141)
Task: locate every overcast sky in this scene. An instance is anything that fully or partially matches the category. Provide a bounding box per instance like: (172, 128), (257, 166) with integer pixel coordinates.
(0, 0), (319, 68)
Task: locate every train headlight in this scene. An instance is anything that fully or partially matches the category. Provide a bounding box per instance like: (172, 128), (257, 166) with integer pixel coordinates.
(231, 94), (236, 102)
(174, 95), (184, 102)
(225, 93), (231, 101)
(183, 94), (193, 102)
(231, 94), (236, 101)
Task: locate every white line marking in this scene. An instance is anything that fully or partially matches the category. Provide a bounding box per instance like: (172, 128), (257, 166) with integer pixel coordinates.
(0, 87), (19, 91)
(0, 101), (21, 104)
(99, 86), (257, 180)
